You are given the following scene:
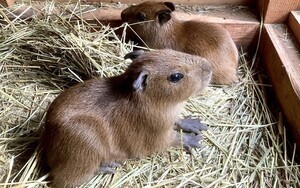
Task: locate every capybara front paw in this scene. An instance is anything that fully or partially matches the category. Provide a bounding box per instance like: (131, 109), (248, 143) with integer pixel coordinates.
(180, 133), (202, 154)
(175, 118), (208, 134)
(97, 162), (121, 174)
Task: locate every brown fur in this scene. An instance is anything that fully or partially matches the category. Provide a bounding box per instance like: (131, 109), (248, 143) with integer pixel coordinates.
(121, 1), (239, 85)
(41, 49), (212, 187)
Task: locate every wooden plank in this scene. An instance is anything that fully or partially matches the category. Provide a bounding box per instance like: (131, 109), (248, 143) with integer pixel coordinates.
(169, 11), (259, 50)
(257, 0), (300, 23)
(288, 11), (300, 45)
(260, 24), (300, 148)
(6, 4), (259, 50)
(0, 0), (15, 7)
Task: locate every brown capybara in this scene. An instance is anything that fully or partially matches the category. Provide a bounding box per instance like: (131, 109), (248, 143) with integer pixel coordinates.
(41, 49), (212, 187)
(121, 1), (239, 85)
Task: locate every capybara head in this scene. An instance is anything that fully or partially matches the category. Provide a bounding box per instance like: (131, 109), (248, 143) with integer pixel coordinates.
(124, 49), (212, 104)
(121, 1), (175, 25)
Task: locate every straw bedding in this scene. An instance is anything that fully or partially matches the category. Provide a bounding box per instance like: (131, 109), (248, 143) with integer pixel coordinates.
(0, 2), (299, 188)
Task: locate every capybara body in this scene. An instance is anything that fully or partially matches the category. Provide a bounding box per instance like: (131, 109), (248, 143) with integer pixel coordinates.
(121, 1), (239, 85)
(41, 49), (212, 187)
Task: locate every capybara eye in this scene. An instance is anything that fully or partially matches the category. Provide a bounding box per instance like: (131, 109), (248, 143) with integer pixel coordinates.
(136, 12), (146, 21)
(169, 73), (184, 83)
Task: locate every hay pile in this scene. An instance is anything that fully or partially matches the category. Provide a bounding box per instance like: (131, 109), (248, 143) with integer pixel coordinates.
(1, 2), (300, 188)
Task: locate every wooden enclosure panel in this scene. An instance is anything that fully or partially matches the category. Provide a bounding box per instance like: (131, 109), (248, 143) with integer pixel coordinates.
(173, 11), (259, 50)
(260, 24), (300, 148)
(257, 0), (300, 23)
(288, 11), (300, 45)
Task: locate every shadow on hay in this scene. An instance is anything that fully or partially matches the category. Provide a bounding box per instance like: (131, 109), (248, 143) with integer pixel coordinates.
(18, 45), (99, 90)
(9, 21), (105, 91)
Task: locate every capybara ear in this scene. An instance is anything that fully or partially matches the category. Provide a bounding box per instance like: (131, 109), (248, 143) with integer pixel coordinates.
(157, 10), (172, 25)
(124, 50), (144, 60)
(164, 2), (175, 11)
(133, 70), (149, 91)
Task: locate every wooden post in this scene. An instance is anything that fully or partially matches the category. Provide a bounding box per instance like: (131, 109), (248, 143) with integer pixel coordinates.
(257, 0), (300, 23)
(260, 24), (300, 148)
(288, 11), (300, 44)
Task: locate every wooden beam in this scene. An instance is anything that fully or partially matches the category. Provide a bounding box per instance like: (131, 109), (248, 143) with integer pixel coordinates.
(260, 24), (300, 148)
(288, 11), (300, 44)
(172, 11), (260, 50)
(0, 0), (15, 7)
(257, 0), (300, 23)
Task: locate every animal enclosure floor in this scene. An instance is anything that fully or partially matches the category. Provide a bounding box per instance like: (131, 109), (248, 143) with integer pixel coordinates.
(1, 1), (300, 188)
